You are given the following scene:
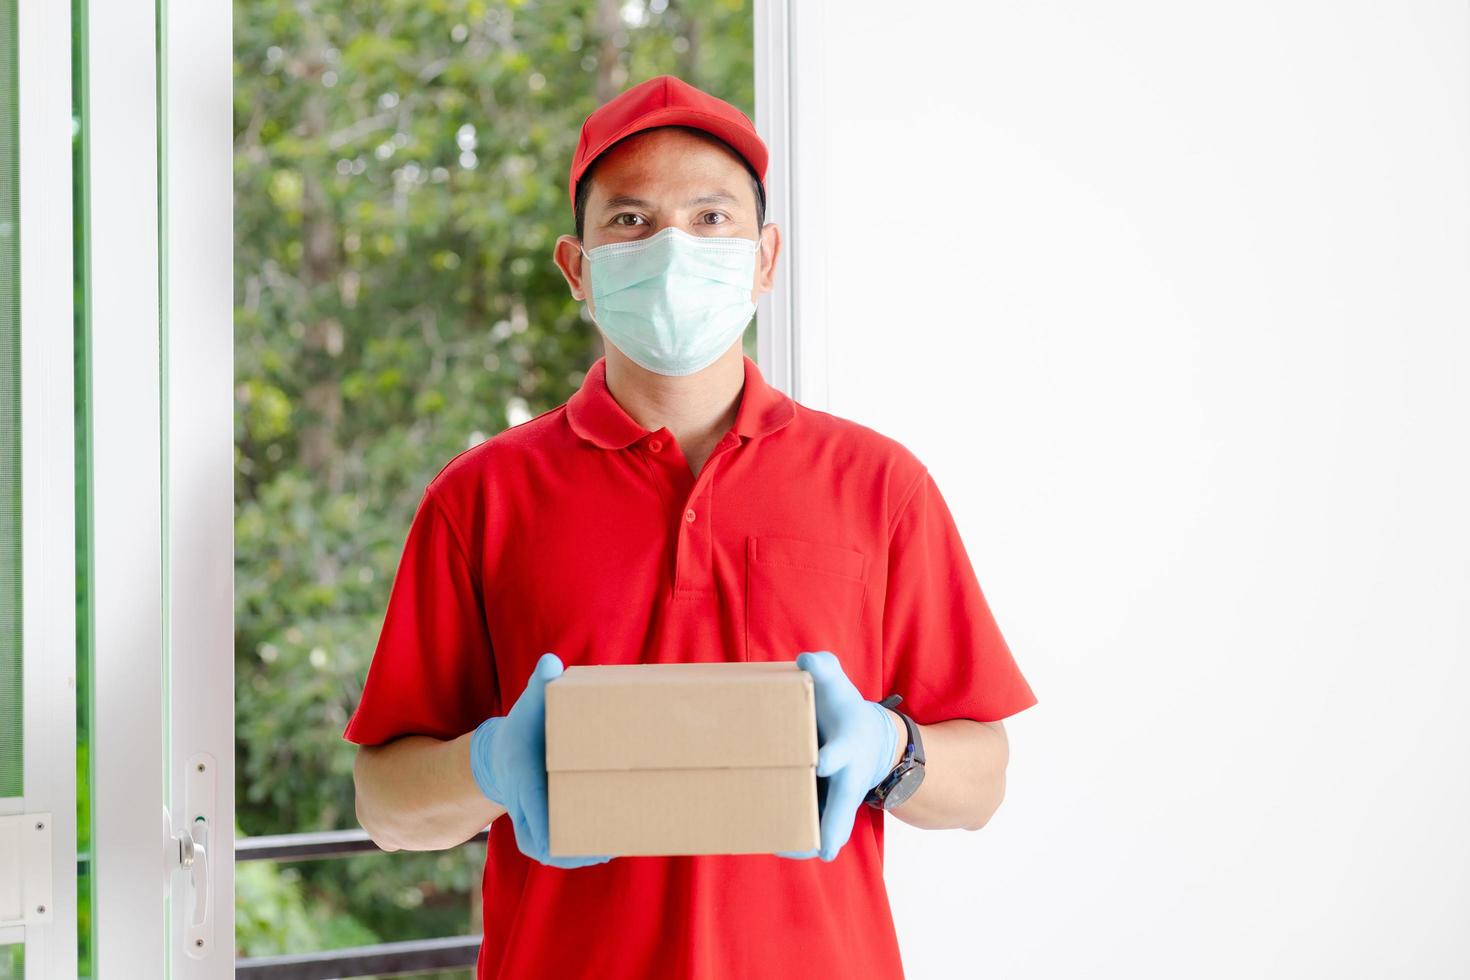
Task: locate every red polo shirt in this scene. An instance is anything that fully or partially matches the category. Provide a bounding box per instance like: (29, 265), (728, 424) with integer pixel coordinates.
(343, 353), (1038, 979)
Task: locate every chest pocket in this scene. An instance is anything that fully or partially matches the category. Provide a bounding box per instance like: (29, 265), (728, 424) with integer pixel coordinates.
(745, 535), (868, 663)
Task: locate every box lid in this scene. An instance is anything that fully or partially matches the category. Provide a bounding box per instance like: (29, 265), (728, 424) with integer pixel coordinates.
(544, 661), (817, 772)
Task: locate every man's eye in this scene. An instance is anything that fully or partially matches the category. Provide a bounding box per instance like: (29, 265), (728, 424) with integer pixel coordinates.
(613, 214), (645, 226)
(701, 212), (728, 224)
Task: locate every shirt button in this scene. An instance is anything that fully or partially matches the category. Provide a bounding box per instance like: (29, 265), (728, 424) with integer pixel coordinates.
(648, 438), (663, 452)
(684, 508), (696, 523)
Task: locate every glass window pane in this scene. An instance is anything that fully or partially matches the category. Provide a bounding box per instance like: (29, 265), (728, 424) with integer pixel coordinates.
(72, 0), (96, 973)
(233, 4), (755, 968)
(0, 0), (23, 803)
(0, 943), (23, 980)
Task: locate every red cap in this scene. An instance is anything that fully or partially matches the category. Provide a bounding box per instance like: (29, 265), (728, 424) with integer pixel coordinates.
(568, 74), (768, 211)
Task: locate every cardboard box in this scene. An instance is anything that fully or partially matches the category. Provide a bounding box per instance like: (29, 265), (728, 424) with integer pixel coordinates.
(545, 661), (820, 857)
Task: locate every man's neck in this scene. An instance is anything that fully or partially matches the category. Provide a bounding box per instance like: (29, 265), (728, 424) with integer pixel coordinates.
(603, 345), (745, 474)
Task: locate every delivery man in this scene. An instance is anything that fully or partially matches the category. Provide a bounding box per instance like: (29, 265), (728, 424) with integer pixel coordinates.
(345, 74), (1038, 979)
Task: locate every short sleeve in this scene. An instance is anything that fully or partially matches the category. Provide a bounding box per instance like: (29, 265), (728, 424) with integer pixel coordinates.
(342, 486), (500, 746)
(880, 469), (1037, 724)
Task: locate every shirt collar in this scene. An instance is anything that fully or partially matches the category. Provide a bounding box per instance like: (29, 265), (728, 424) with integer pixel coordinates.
(566, 354), (796, 450)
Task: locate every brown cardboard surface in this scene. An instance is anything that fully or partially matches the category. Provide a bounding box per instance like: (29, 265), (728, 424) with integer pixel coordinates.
(545, 661), (818, 771)
(545, 661), (820, 857)
(549, 767), (818, 856)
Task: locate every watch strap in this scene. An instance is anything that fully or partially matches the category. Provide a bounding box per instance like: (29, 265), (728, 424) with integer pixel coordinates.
(865, 694), (925, 808)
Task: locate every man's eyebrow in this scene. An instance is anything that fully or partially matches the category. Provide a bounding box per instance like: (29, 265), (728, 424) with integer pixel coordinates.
(599, 190), (742, 211)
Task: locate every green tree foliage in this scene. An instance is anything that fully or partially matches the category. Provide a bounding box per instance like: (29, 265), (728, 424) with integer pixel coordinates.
(233, 0), (754, 968)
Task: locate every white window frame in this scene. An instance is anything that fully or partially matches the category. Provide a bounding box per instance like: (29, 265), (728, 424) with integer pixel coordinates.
(755, 0), (830, 409)
(5, 0), (79, 977)
(80, 0), (234, 975)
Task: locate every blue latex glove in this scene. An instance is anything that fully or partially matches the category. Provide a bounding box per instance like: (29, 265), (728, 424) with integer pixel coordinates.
(469, 652), (613, 869)
(780, 650), (900, 862)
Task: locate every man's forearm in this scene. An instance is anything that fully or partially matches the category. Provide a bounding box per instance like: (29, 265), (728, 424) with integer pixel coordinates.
(354, 731), (504, 851)
(881, 711), (1010, 831)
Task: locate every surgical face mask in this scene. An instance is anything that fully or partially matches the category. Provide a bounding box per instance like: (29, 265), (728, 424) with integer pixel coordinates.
(579, 226), (760, 377)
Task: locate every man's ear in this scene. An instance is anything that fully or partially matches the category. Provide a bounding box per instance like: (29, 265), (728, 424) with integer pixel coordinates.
(553, 235), (589, 301)
(753, 221), (782, 296)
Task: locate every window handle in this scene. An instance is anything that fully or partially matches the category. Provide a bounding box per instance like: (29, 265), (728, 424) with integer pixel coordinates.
(165, 750), (217, 959)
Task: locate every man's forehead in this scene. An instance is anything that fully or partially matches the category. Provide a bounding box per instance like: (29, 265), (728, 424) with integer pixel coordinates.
(588, 156), (757, 213)
(597, 189), (745, 211)
(592, 128), (749, 181)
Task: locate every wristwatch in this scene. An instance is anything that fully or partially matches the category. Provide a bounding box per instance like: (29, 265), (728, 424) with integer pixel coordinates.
(865, 694), (926, 810)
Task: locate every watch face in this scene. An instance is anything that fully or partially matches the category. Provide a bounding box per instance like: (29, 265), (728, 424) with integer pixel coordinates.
(883, 767), (925, 810)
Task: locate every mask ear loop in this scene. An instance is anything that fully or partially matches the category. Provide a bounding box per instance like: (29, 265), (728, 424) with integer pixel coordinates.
(575, 242), (597, 320)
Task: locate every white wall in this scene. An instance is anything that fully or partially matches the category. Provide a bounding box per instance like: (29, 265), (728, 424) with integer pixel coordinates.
(787, 3), (1470, 977)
